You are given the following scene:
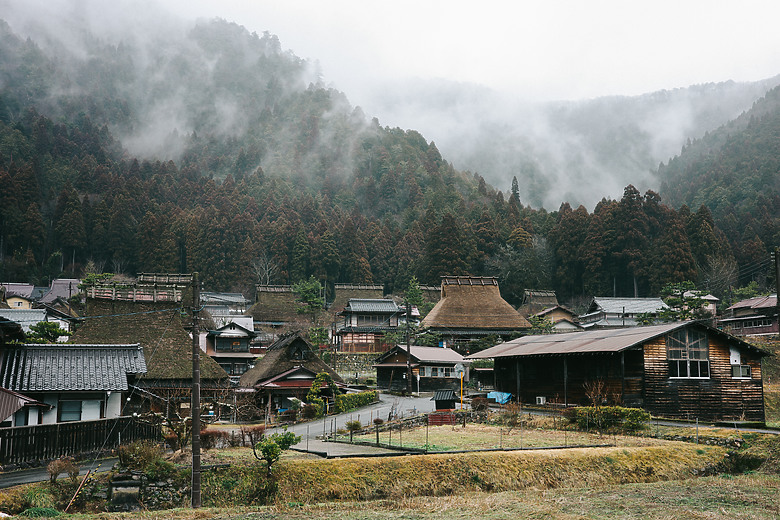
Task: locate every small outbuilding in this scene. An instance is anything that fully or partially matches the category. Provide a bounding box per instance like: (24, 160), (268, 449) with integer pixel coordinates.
(374, 345), (468, 393)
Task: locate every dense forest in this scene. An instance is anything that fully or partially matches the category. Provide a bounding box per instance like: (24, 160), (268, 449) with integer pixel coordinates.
(0, 17), (776, 307)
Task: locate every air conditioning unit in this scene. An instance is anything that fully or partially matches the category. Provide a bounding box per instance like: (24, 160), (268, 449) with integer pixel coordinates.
(536, 396), (546, 405)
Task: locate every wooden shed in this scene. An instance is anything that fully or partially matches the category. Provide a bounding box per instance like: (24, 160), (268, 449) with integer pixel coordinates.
(468, 322), (768, 422)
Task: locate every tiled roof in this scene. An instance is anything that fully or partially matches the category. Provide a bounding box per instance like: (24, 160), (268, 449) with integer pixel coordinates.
(0, 344), (146, 392)
(727, 294), (777, 311)
(1, 284), (35, 298)
(589, 297), (669, 315)
(343, 299), (402, 314)
(0, 309), (47, 332)
(39, 279), (81, 304)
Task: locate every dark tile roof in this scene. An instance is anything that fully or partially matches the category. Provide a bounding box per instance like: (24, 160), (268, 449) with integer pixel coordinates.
(0, 344), (146, 392)
(343, 299), (402, 314)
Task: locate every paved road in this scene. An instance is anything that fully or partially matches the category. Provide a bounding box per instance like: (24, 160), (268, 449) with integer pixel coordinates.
(268, 392), (437, 457)
(0, 457), (119, 489)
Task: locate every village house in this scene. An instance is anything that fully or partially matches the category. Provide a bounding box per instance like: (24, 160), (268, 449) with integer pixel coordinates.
(0, 387), (50, 427)
(531, 305), (583, 332)
(205, 318), (258, 380)
(334, 298), (406, 353)
(72, 274), (230, 418)
(579, 297), (669, 328)
(517, 289), (560, 317)
(373, 345), (468, 393)
(239, 331), (344, 418)
(468, 321), (767, 422)
(0, 343), (147, 424)
(719, 294), (778, 336)
(0, 283), (37, 309)
(421, 276), (531, 353)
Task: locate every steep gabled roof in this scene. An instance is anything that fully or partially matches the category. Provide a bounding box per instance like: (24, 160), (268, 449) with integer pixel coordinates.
(71, 299), (228, 383)
(239, 331), (342, 388)
(0, 344), (146, 392)
(39, 279), (81, 305)
(422, 276), (530, 330)
(467, 322), (766, 359)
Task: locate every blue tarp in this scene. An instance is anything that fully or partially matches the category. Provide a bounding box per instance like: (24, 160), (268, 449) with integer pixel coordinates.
(487, 391), (512, 404)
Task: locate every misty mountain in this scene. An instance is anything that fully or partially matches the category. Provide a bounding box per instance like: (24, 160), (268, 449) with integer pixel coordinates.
(658, 85), (780, 269)
(367, 76), (780, 209)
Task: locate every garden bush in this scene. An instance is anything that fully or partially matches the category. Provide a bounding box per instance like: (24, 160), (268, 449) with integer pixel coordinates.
(46, 457), (79, 484)
(574, 406), (650, 432)
(200, 428), (228, 450)
(335, 391), (377, 413)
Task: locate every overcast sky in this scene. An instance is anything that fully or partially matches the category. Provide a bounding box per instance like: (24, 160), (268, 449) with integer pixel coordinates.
(166, 0), (780, 107)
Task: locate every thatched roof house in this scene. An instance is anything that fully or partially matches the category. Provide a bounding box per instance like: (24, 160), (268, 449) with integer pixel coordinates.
(421, 276), (531, 352)
(239, 331), (341, 388)
(71, 299), (229, 390)
(239, 331), (343, 415)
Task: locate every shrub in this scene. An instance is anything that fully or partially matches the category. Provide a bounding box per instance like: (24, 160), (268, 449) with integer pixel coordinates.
(574, 406), (650, 432)
(471, 397), (489, 412)
(163, 432), (179, 451)
(304, 398), (325, 418)
(46, 457), (79, 484)
(240, 425), (266, 447)
(117, 440), (175, 479)
(200, 428), (228, 450)
(335, 391), (378, 413)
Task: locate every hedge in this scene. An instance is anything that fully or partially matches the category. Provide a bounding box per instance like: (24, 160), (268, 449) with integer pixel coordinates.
(574, 406), (650, 432)
(335, 391), (378, 414)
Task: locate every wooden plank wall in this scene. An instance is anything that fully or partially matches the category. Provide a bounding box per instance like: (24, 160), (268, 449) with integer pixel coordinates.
(0, 416), (161, 466)
(643, 335), (764, 421)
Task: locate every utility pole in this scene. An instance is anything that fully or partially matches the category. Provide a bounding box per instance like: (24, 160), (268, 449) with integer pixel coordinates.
(406, 301), (412, 396)
(774, 247), (780, 329)
(191, 272), (201, 508)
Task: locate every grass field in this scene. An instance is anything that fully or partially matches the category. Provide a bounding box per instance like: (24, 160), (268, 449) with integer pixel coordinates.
(64, 473), (780, 519)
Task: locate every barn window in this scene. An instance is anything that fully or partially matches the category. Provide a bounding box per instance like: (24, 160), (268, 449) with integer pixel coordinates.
(666, 328), (709, 378)
(729, 347), (751, 379)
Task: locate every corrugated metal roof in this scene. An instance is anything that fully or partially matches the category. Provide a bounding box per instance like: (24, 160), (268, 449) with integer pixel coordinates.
(344, 299), (402, 313)
(468, 323), (689, 359)
(0, 344), (146, 392)
(380, 345), (466, 364)
(468, 322), (765, 359)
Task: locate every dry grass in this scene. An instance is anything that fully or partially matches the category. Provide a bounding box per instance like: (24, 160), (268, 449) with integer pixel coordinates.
(348, 420), (671, 452)
(274, 443), (726, 503)
(65, 473), (780, 519)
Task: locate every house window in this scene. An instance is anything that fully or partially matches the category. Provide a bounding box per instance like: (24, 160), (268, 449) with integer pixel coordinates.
(431, 367), (439, 377)
(667, 328), (709, 378)
(59, 400), (82, 422)
(443, 367), (453, 377)
(729, 347), (751, 379)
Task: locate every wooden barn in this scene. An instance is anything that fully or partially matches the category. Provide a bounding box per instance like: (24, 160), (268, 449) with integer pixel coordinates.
(468, 322), (768, 422)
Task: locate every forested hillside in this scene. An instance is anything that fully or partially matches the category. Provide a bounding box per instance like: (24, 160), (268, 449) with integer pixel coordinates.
(659, 86), (780, 287)
(0, 15), (775, 306)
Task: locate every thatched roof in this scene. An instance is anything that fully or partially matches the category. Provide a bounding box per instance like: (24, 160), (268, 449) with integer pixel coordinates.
(422, 276), (531, 331)
(71, 299), (228, 384)
(249, 285), (303, 325)
(239, 331), (342, 388)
